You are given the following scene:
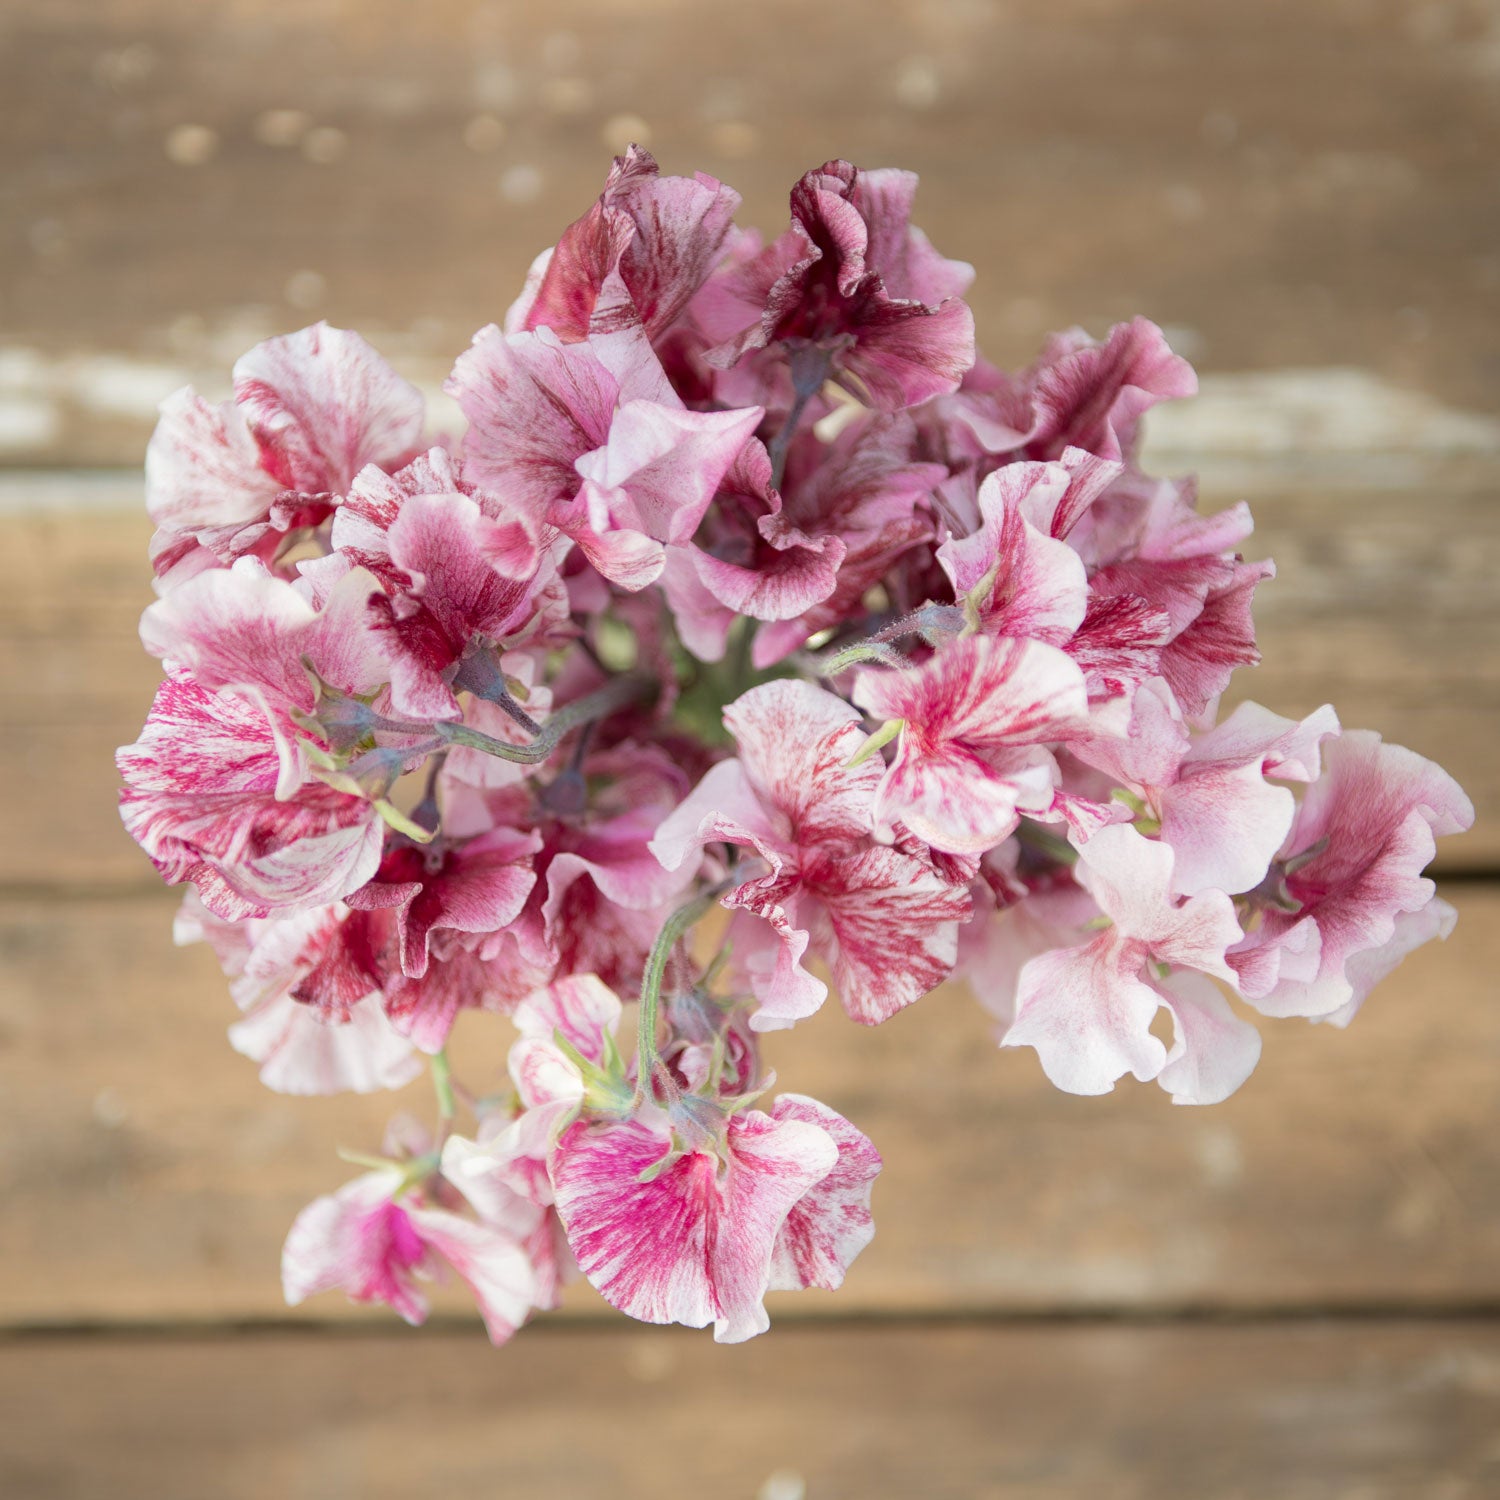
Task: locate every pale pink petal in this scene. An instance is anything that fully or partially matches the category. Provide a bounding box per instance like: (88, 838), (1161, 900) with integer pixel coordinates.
(1074, 824), (1241, 981)
(1005, 934), (1170, 1094)
(229, 991), (421, 1096)
(1161, 704), (1341, 897)
(689, 517), (846, 624)
(1320, 899), (1459, 1028)
(649, 757), (775, 874)
(574, 399), (763, 545)
(1158, 759), (1296, 899)
(660, 546), (736, 661)
(1154, 971), (1263, 1105)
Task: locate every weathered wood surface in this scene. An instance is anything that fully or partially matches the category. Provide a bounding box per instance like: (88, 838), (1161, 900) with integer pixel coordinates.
(1, 884), (1492, 1327)
(3, 1321), (1498, 1499)
(2, 0), (1498, 464)
(4, 2), (1498, 1486)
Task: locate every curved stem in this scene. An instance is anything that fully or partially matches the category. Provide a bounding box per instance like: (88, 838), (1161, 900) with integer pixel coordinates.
(633, 877), (736, 1104)
(370, 673), (655, 767)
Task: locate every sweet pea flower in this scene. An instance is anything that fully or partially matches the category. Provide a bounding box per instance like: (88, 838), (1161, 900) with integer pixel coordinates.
(282, 1163), (538, 1344)
(1000, 823), (1250, 1099)
(700, 159), (975, 411)
(1229, 731), (1474, 1023)
(147, 323), (425, 585)
(115, 150), (1474, 1352)
(449, 323), (761, 590)
(118, 669), (385, 921)
(509, 144), (742, 345)
(174, 893), (421, 1096)
(526, 979), (880, 1343)
(985, 317), (1196, 465)
(852, 635), (1091, 855)
(653, 679), (972, 1027)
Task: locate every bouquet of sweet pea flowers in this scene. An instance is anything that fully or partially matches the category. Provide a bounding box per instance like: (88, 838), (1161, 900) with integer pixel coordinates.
(118, 149), (1472, 1344)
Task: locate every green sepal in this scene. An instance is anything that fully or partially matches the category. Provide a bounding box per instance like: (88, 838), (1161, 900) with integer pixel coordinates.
(846, 717), (903, 769)
(375, 799), (437, 843)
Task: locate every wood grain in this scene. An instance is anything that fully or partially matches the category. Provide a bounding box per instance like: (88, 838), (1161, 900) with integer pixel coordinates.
(2, 0), (1498, 464)
(1, 884), (1493, 1327)
(3, 1321), (1497, 1499)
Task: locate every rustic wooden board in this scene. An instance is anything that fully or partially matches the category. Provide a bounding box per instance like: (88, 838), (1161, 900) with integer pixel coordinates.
(2, 0), (1498, 464)
(3, 1321), (1498, 1498)
(0, 884), (1493, 1327)
(3, 458), (1493, 889)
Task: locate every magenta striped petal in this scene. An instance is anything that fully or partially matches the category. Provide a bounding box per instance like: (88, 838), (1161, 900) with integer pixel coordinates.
(550, 1107), (837, 1342)
(767, 1095), (881, 1292)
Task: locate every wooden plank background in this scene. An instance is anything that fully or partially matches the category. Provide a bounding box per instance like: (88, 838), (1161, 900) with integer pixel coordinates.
(1, 1), (1497, 1495)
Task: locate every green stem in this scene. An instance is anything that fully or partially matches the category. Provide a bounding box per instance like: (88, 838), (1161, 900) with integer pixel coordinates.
(431, 1049), (456, 1124)
(384, 673), (655, 766)
(634, 879), (736, 1103)
(1014, 819), (1078, 865)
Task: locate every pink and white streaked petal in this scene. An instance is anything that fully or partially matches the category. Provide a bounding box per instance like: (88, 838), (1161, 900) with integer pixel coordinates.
(855, 636), (1090, 754)
(649, 757), (781, 875)
(873, 741), (1057, 855)
(281, 1173), (429, 1325)
(853, 168), (975, 304)
(550, 1110), (837, 1343)
(807, 845), (971, 1025)
(146, 388), (281, 534)
(935, 463), (1089, 645)
(138, 558), (320, 715)
(1021, 317), (1197, 463)
(514, 973), (624, 1063)
(723, 680), (880, 846)
(232, 323), (425, 495)
(553, 505), (666, 590)
(550, 1116), (719, 1331)
(1231, 733), (1472, 1019)
(726, 894), (829, 1032)
(710, 1111), (840, 1341)
(767, 1095), (881, 1293)
(402, 1206), (537, 1345)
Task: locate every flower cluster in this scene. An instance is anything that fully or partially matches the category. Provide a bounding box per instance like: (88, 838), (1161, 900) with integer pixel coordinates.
(120, 149), (1472, 1344)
